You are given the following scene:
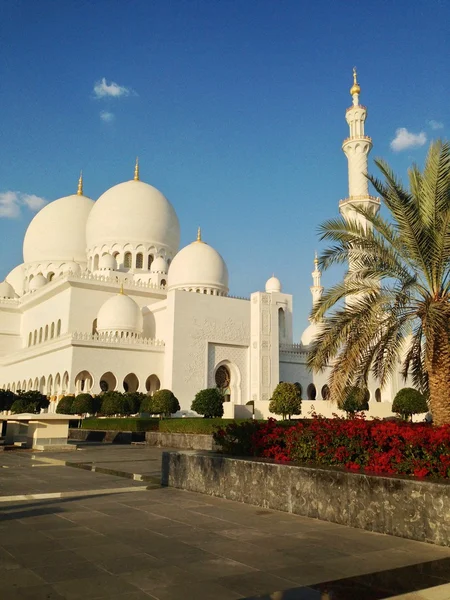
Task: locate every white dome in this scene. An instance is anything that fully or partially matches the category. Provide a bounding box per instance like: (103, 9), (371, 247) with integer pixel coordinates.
(265, 276), (281, 293)
(0, 281), (15, 298)
(301, 321), (323, 346)
(97, 291), (143, 336)
(86, 180), (180, 256)
(150, 256), (167, 273)
(168, 235), (228, 295)
(5, 264), (24, 296)
(23, 194), (94, 264)
(99, 253), (116, 271)
(29, 274), (47, 291)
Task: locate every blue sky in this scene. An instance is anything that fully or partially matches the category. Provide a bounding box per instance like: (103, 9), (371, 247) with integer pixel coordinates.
(0, 0), (448, 338)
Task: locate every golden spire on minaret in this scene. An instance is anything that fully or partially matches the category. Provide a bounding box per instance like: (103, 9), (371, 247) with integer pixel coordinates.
(134, 157), (139, 181)
(314, 250), (319, 267)
(77, 171), (83, 195)
(350, 67), (361, 96)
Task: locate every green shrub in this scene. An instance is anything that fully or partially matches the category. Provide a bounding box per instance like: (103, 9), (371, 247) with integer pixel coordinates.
(56, 396), (75, 414)
(82, 418), (159, 431)
(339, 387), (369, 415)
(191, 388), (224, 418)
(392, 388), (428, 421)
(159, 418), (248, 434)
(151, 389), (180, 417)
(0, 389), (17, 411)
(72, 393), (97, 416)
(213, 420), (263, 455)
(269, 382), (302, 419)
(11, 390), (49, 414)
(124, 392), (146, 415)
(140, 394), (154, 414)
(101, 391), (126, 416)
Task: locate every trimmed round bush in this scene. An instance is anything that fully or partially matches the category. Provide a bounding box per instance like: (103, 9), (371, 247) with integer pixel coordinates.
(150, 389), (180, 417)
(124, 392), (147, 415)
(72, 393), (97, 416)
(269, 382), (302, 420)
(101, 391), (126, 416)
(56, 396), (75, 414)
(392, 388), (428, 421)
(191, 388), (224, 418)
(0, 389), (17, 411)
(11, 390), (49, 414)
(140, 394), (154, 414)
(340, 387), (369, 415)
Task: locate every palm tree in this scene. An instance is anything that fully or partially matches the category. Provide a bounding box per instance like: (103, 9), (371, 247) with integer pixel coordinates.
(307, 140), (450, 425)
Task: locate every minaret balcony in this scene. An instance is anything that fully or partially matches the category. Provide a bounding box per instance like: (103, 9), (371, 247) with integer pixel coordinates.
(339, 195), (380, 207)
(342, 135), (372, 145)
(346, 105), (366, 112)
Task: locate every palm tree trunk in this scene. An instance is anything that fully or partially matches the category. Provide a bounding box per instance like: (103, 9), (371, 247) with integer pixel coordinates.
(427, 341), (450, 426)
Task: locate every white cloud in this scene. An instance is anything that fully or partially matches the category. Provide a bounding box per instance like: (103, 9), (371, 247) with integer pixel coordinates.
(100, 110), (115, 123)
(390, 128), (427, 152)
(0, 191), (47, 219)
(93, 78), (134, 98)
(428, 120), (444, 130)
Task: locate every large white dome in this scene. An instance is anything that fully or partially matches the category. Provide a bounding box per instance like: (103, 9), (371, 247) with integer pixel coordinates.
(97, 291), (143, 336)
(23, 194), (94, 264)
(168, 232), (228, 295)
(86, 180), (180, 257)
(301, 321), (323, 346)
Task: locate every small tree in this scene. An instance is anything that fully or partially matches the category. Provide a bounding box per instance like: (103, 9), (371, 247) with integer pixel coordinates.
(0, 389), (17, 411)
(56, 396), (75, 414)
(11, 390), (49, 414)
(269, 382), (302, 420)
(339, 387), (369, 415)
(392, 388), (428, 422)
(151, 389), (180, 417)
(72, 393), (96, 416)
(191, 388), (224, 418)
(101, 391), (125, 416)
(124, 392), (146, 415)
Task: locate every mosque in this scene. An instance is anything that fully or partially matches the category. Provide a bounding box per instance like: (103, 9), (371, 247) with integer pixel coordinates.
(0, 71), (403, 416)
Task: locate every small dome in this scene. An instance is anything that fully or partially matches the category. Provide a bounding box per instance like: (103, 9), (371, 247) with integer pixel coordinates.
(265, 276), (281, 293)
(86, 180), (180, 256)
(5, 264), (25, 296)
(23, 193), (94, 264)
(168, 232), (228, 295)
(0, 281), (15, 298)
(150, 256), (167, 273)
(301, 321), (323, 346)
(99, 253), (116, 271)
(97, 291), (143, 336)
(29, 274), (47, 291)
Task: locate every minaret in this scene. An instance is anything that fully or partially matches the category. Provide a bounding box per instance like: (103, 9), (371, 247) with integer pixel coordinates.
(339, 68), (380, 227)
(310, 252), (323, 318)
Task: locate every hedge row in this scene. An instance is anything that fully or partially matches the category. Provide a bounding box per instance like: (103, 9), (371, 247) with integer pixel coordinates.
(81, 417), (250, 434)
(81, 418), (160, 432)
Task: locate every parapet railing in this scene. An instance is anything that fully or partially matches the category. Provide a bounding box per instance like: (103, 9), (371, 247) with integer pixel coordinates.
(279, 343), (306, 354)
(71, 331), (165, 347)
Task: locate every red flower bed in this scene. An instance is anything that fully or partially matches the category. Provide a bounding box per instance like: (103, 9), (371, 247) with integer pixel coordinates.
(213, 415), (450, 479)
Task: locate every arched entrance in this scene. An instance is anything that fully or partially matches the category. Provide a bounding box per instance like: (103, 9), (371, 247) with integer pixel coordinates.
(100, 372), (116, 392)
(123, 373), (139, 393)
(215, 365), (231, 402)
(321, 384), (330, 400)
(145, 375), (160, 395)
(74, 371), (93, 393)
(307, 383), (317, 400)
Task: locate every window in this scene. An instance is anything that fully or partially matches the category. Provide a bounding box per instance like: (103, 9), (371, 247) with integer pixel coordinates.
(28, 332), (32, 347)
(92, 318), (98, 335)
(161, 279), (167, 287)
(56, 319), (61, 336)
(124, 252), (132, 268)
(215, 365), (231, 402)
(375, 388), (381, 403)
(321, 384), (330, 400)
(93, 254), (99, 270)
(148, 254), (154, 270)
(39, 327), (43, 343)
(50, 323), (55, 338)
(47, 272), (54, 282)
(44, 325), (49, 341)
(278, 308), (286, 339)
(307, 383), (317, 400)
(136, 253), (143, 269)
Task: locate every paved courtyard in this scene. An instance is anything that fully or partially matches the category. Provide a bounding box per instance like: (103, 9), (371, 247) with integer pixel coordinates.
(1, 444), (450, 599)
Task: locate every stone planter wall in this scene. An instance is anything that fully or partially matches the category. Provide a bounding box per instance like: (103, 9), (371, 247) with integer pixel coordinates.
(162, 451), (450, 547)
(146, 432), (218, 451)
(68, 429), (145, 444)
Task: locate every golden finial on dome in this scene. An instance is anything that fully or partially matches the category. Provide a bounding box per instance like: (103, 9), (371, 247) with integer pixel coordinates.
(119, 283), (124, 294)
(196, 226), (202, 242)
(77, 171), (83, 196)
(350, 66), (361, 96)
(134, 157), (139, 181)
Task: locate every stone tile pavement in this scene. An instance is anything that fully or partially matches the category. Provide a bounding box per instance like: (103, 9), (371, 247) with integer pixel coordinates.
(0, 445), (450, 599)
